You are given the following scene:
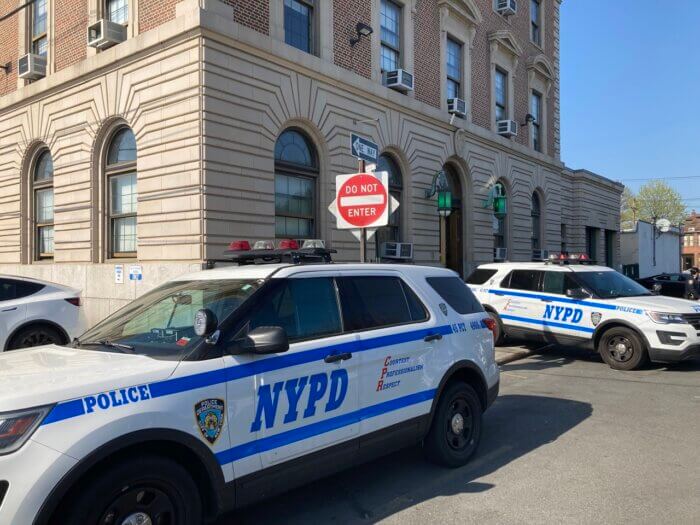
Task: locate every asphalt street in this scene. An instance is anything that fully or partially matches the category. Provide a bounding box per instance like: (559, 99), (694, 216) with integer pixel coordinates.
(220, 347), (700, 524)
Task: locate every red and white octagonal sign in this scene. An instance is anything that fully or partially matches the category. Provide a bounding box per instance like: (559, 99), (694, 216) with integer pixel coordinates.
(332, 172), (389, 230)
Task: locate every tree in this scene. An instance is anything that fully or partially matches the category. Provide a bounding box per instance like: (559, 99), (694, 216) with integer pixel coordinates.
(620, 187), (639, 224)
(622, 180), (686, 226)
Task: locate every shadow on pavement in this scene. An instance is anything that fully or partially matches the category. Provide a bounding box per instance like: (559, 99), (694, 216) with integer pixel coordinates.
(220, 395), (592, 524)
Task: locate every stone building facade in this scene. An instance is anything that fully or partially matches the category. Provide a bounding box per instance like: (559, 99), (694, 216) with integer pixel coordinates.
(0, 0), (623, 325)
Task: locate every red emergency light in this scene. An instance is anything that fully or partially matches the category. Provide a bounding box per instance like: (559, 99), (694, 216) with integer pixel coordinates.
(277, 239), (300, 250)
(228, 240), (251, 251)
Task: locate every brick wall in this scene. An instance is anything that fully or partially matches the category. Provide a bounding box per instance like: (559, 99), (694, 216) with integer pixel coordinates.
(225, 0), (269, 34)
(413, 0), (440, 108)
(55, 0), (88, 72)
(139, 0), (180, 34)
(332, 0), (371, 78)
(471, 0), (560, 154)
(0, 0), (18, 97)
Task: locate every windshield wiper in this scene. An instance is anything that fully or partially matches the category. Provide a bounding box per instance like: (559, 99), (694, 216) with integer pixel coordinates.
(74, 339), (135, 353)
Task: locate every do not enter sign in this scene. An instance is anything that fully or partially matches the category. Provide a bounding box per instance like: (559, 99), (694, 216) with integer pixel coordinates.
(330, 172), (390, 230)
(338, 173), (388, 228)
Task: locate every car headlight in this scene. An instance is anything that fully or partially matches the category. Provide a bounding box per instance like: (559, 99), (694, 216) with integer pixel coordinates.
(0, 406), (53, 455)
(647, 311), (686, 324)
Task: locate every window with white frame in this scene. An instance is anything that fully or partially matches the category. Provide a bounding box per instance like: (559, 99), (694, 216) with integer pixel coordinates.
(495, 68), (508, 121)
(106, 0), (129, 25)
(31, 0), (48, 56)
(446, 37), (462, 100)
(531, 90), (543, 152)
(284, 0), (314, 54)
(33, 150), (54, 259)
(380, 0), (402, 72)
(530, 0), (542, 46)
(106, 128), (137, 258)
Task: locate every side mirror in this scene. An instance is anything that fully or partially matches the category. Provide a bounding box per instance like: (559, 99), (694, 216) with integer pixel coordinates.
(236, 326), (289, 355)
(194, 308), (218, 337)
(651, 283), (663, 295)
(565, 288), (589, 300)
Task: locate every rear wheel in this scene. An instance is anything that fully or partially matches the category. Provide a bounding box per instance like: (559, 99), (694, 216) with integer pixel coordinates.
(7, 324), (64, 350)
(598, 326), (648, 371)
(424, 382), (483, 468)
(61, 456), (202, 525)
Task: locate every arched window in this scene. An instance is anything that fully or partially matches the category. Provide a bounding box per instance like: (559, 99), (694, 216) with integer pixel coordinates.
(274, 129), (318, 239)
(106, 127), (137, 258)
(531, 192), (542, 252)
(33, 150), (54, 259)
(376, 154), (403, 252)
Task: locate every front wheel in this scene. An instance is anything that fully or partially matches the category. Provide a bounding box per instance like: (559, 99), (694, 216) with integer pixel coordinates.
(424, 382), (483, 468)
(61, 456), (203, 525)
(597, 327), (649, 371)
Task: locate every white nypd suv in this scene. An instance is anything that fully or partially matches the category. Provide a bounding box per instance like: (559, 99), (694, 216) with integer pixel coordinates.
(468, 255), (700, 370)
(0, 247), (498, 525)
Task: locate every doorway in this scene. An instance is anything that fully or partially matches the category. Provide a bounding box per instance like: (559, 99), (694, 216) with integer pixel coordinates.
(441, 166), (463, 276)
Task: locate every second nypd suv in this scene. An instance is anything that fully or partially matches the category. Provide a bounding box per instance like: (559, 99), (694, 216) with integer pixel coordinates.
(468, 256), (700, 370)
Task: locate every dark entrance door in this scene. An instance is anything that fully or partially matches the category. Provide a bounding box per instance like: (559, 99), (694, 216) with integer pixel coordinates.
(442, 167), (463, 276)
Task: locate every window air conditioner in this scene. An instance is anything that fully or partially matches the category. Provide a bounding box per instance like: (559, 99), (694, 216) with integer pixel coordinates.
(532, 249), (549, 261)
(18, 53), (46, 80)
(496, 0), (517, 16)
(87, 19), (127, 49)
(497, 120), (518, 137)
(447, 98), (467, 117)
(383, 69), (414, 92)
(380, 242), (414, 260)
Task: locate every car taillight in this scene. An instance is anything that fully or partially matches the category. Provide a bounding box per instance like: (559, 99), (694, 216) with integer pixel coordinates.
(65, 297), (81, 307)
(482, 317), (496, 335)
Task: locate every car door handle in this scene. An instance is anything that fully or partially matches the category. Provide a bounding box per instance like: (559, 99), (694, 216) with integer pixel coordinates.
(324, 352), (352, 364)
(1, 307), (17, 312)
(540, 299), (553, 303)
(424, 334), (443, 343)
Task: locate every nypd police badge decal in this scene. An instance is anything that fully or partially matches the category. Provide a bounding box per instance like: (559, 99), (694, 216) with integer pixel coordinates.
(591, 312), (602, 326)
(195, 399), (225, 445)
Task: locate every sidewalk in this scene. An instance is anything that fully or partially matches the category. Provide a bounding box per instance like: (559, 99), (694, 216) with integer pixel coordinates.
(495, 345), (543, 365)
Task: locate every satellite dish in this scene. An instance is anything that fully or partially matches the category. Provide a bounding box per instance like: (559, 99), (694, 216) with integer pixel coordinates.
(656, 218), (671, 233)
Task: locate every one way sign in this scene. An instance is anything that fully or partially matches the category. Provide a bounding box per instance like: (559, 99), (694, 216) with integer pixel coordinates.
(350, 133), (378, 164)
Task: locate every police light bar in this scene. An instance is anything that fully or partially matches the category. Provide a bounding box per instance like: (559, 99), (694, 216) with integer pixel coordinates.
(546, 253), (595, 265)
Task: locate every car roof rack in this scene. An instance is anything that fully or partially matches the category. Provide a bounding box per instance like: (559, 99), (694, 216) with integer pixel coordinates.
(220, 247), (336, 266)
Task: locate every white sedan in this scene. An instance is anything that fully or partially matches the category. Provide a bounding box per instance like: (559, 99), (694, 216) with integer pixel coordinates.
(0, 275), (86, 351)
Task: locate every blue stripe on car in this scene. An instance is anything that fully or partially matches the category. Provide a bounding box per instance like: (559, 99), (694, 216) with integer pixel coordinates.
(484, 289), (643, 315)
(216, 388), (436, 465)
(500, 314), (595, 333)
(42, 324), (455, 426)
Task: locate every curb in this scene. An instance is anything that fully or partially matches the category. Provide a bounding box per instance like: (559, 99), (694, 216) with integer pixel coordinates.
(495, 349), (536, 366)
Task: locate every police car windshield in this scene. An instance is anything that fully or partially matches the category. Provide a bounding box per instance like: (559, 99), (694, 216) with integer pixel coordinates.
(575, 271), (652, 299)
(76, 279), (261, 359)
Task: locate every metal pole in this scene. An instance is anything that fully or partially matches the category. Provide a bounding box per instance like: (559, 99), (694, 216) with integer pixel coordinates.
(359, 159), (366, 263)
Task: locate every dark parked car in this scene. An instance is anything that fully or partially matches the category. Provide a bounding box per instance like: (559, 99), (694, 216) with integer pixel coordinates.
(636, 273), (697, 300)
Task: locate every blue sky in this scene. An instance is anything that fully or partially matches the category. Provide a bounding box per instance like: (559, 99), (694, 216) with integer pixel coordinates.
(560, 1), (700, 210)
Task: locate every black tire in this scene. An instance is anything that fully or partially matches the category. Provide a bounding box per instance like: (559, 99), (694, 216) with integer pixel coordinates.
(487, 310), (505, 346)
(60, 455), (203, 525)
(7, 324), (64, 350)
(424, 382), (483, 468)
(597, 326), (649, 371)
